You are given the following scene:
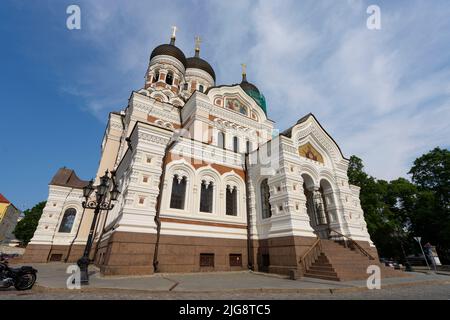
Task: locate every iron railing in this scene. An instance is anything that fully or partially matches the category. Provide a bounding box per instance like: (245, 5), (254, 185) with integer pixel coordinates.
(298, 237), (322, 276)
(328, 228), (375, 260)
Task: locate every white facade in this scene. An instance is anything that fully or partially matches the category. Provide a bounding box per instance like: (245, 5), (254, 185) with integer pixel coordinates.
(27, 33), (374, 267)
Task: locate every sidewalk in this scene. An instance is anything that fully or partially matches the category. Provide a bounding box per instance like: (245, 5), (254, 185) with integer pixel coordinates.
(411, 266), (450, 276)
(11, 263), (450, 294)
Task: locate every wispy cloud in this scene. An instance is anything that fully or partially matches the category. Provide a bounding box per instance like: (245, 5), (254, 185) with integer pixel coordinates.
(58, 0), (450, 180)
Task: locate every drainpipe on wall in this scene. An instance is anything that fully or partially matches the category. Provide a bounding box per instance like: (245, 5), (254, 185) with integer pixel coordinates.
(153, 140), (177, 273)
(153, 105), (183, 273)
(244, 153), (254, 271)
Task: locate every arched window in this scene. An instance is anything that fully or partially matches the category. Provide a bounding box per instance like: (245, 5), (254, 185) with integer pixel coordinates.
(170, 175), (187, 209)
(58, 208), (77, 233)
(226, 185), (238, 216)
(218, 132), (225, 149)
(154, 70), (160, 82)
(233, 137), (239, 153)
(260, 179), (272, 219)
(199, 84), (204, 92)
(166, 72), (174, 85)
(199, 180), (213, 213)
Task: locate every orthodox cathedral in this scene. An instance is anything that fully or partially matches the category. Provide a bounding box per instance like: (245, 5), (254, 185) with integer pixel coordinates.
(23, 29), (397, 281)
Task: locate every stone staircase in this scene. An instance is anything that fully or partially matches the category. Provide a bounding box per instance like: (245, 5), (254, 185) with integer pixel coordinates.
(303, 239), (406, 281)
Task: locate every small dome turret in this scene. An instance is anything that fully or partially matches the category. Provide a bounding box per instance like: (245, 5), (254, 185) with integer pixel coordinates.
(149, 28), (187, 67)
(239, 65), (267, 115)
(183, 36), (215, 94)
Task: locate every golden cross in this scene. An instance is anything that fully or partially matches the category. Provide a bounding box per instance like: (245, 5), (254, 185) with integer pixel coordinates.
(171, 25), (177, 38)
(241, 63), (247, 75)
(195, 36), (202, 50)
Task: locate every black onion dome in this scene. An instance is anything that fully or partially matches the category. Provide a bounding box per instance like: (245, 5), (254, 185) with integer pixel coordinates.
(186, 56), (216, 81)
(150, 44), (187, 68)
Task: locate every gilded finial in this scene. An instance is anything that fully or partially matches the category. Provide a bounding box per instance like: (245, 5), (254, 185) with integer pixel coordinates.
(170, 26), (177, 45)
(195, 36), (202, 57)
(241, 63), (247, 82)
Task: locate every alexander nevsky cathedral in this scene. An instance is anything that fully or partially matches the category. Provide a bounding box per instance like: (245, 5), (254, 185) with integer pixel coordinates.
(23, 29), (399, 281)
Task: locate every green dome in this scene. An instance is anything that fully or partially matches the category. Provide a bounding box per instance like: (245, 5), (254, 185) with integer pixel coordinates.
(239, 80), (267, 115)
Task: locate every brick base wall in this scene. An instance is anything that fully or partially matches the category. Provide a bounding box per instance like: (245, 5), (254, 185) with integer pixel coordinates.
(96, 231), (249, 275)
(22, 243), (91, 263)
(252, 235), (318, 275)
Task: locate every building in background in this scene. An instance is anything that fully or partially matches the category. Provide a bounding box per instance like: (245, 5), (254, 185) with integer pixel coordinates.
(23, 29), (401, 281)
(0, 193), (21, 246)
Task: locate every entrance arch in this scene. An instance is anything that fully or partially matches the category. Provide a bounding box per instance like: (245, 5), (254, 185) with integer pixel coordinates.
(302, 173), (330, 239)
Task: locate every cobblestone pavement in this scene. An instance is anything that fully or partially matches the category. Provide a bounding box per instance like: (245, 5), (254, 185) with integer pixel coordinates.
(1, 282), (449, 300)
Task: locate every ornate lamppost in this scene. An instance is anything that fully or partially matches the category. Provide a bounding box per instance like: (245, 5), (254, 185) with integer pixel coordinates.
(78, 170), (120, 285)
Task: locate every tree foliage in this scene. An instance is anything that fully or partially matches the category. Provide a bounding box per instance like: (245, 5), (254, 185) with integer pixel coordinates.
(13, 201), (46, 245)
(348, 148), (450, 263)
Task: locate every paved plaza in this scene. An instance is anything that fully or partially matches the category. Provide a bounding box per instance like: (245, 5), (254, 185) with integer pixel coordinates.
(1, 263), (449, 299)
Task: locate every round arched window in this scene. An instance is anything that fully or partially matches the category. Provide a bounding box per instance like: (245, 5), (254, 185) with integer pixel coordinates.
(166, 72), (174, 85)
(58, 208), (77, 233)
(153, 70), (160, 82)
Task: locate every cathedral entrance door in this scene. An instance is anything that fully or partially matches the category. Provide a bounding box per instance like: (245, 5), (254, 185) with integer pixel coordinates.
(302, 175), (330, 239)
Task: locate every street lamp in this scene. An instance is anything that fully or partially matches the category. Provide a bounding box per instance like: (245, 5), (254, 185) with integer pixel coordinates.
(414, 236), (431, 271)
(77, 170), (120, 285)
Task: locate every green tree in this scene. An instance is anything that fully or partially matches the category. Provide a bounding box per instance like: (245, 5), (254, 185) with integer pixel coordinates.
(408, 147), (450, 205)
(347, 155), (369, 186)
(408, 147), (450, 262)
(348, 148), (450, 263)
(347, 157), (414, 260)
(13, 201), (46, 245)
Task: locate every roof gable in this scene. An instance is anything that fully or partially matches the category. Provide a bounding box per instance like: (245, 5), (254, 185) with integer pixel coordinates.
(0, 193), (10, 204)
(281, 113), (347, 162)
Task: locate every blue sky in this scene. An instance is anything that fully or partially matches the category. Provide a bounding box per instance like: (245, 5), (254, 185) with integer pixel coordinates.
(0, 0), (449, 210)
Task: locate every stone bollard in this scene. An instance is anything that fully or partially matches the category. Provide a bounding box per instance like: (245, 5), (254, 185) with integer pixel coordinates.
(289, 269), (298, 280)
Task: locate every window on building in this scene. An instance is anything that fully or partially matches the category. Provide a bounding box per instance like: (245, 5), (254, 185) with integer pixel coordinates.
(200, 253), (215, 267)
(261, 179), (272, 219)
(233, 137), (239, 153)
(229, 254), (242, 267)
(266, 140), (272, 157)
(170, 175), (187, 209)
(218, 132), (225, 149)
(200, 181), (213, 213)
(58, 208), (77, 233)
(166, 72), (174, 85)
(226, 185), (238, 216)
(154, 70), (160, 82)
(50, 254), (63, 262)
(183, 83), (188, 90)
(246, 140), (251, 153)
(199, 84), (204, 92)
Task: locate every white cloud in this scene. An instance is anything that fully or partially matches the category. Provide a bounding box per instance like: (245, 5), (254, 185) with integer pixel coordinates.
(61, 0), (450, 180)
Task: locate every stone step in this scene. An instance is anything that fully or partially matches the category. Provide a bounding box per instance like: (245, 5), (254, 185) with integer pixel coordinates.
(305, 239), (408, 282)
(304, 273), (340, 281)
(310, 263), (333, 269)
(309, 265), (335, 272)
(319, 259), (373, 266)
(305, 269), (339, 277)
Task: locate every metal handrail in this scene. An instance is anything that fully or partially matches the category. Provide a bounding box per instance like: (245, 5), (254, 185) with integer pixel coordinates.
(298, 237), (322, 276)
(328, 228), (375, 260)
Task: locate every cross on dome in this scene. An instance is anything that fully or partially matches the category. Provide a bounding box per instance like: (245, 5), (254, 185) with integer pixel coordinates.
(195, 36), (202, 57)
(241, 63), (247, 81)
(170, 25), (177, 45)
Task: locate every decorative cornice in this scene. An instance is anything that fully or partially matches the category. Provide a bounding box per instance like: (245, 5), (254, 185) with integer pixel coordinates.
(137, 132), (171, 146)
